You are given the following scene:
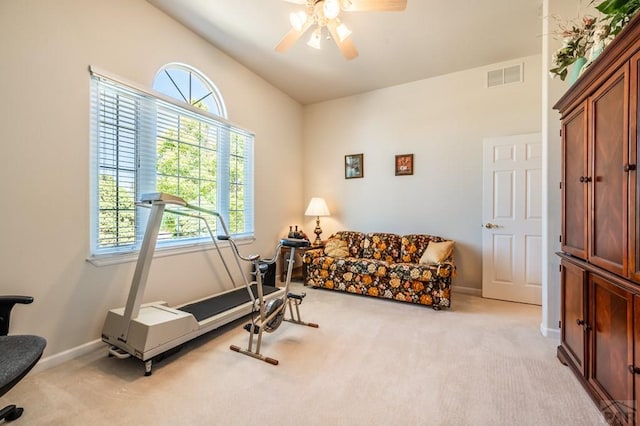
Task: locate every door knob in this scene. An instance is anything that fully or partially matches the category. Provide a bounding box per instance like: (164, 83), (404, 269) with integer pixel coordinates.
(484, 223), (498, 229)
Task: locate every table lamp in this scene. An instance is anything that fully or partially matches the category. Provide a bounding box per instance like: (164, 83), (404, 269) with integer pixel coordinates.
(304, 197), (330, 246)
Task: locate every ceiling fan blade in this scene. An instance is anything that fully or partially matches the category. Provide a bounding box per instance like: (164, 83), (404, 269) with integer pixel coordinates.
(327, 21), (359, 60)
(338, 37), (359, 60)
(343, 0), (407, 11)
(275, 21), (312, 53)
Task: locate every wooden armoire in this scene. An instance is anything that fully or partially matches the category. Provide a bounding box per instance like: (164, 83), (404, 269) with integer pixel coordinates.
(555, 12), (640, 425)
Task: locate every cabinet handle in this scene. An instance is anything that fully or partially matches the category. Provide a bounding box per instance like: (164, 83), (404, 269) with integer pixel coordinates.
(629, 365), (640, 375)
(578, 176), (592, 183)
(579, 176), (585, 183)
(576, 319), (591, 331)
(624, 164), (637, 172)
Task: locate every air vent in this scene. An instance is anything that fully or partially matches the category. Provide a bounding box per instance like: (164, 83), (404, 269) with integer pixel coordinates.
(487, 63), (523, 88)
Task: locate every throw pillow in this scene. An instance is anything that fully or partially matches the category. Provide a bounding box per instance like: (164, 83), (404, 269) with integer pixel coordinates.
(324, 239), (349, 258)
(419, 240), (454, 265)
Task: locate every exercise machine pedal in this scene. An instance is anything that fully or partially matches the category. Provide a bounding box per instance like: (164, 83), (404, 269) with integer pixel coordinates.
(287, 292), (306, 302)
(244, 323), (260, 334)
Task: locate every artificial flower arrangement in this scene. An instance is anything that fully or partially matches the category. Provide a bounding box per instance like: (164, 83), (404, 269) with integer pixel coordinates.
(549, 15), (599, 80)
(550, 0), (640, 80)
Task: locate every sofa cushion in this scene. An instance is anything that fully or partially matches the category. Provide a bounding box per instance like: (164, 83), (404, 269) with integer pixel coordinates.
(401, 234), (447, 264)
(362, 233), (402, 262)
(329, 231), (366, 258)
(420, 240), (455, 265)
(388, 262), (438, 283)
(324, 239), (349, 257)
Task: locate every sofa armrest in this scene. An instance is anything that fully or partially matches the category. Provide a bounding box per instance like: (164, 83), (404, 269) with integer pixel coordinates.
(435, 260), (456, 278)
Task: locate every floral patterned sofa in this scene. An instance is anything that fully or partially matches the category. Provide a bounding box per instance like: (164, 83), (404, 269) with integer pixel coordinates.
(303, 231), (455, 309)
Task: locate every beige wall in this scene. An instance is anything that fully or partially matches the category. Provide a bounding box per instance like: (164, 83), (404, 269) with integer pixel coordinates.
(302, 55), (542, 293)
(0, 0), (303, 359)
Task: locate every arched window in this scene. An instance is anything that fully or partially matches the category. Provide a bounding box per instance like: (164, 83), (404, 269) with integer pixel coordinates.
(89, 64), (253, 260)
(153, 63), (227, 118)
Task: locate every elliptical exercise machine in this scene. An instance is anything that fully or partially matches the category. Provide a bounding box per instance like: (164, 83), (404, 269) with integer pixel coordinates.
(225, 237), (319, 365)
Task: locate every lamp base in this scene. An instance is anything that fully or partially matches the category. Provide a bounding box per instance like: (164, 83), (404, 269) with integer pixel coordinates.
(313, 216), (323, 246)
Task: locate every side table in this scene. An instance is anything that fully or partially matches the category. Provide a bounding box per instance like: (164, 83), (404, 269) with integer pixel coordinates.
(280, 243), (324, 284)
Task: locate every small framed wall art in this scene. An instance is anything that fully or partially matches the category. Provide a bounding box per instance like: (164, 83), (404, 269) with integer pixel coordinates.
(395, 154), (414, 176)
(345, 153), (364, 179)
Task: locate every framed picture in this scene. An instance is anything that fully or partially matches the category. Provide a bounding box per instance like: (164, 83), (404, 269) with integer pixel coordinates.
(345, 154), (364, 179)
(395, 154), (414, 176)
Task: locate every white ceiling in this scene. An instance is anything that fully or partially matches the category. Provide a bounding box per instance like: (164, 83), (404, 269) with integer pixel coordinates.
(147, 0), (543, 105)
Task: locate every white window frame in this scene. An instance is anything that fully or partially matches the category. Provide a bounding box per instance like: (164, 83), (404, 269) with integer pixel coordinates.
(88, 66), (254, 265)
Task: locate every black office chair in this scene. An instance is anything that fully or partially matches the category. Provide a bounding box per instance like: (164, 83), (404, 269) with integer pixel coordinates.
(0, 296), (46, 422)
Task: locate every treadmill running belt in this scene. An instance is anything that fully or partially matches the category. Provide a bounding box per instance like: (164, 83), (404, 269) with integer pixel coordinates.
(179, 284), (280, 322)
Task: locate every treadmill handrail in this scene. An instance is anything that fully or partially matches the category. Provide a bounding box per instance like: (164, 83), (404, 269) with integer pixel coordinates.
(139, 192), (188, 206)
(140, 192), (223, 220)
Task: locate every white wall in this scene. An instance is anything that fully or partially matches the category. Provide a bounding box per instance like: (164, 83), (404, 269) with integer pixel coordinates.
(0, 0), (303, 359)
(302, 55), (542, 292)
(541, 0), (595, 338)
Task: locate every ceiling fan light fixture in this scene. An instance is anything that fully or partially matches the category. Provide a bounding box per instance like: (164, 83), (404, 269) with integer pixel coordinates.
(289, 10), (308, 31)
(323, 0), (341, 19)
(276, 0), (406, 59)
(336, 22), (352, 42)
(307, 28), (322, 49)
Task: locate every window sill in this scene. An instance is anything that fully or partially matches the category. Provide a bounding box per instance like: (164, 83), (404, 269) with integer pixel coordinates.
(87, 236), (255, 267)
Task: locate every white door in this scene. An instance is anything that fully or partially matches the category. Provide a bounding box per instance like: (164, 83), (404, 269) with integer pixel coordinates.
(482, 133), (542, 305)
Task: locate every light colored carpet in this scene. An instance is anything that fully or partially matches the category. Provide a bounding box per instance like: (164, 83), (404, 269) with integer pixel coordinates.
(1, 285), (606, 425)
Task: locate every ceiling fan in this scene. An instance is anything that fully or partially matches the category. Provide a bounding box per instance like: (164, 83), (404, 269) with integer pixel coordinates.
(275, 0), (407, 60)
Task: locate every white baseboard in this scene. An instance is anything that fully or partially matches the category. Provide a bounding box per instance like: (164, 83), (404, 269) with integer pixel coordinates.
(453, 285), (482, 296)
(540, 323), (561, 341)
(32, 339), (105, 374)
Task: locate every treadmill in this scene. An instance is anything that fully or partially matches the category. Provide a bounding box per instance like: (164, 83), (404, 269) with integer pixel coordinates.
(101, 193), (285, 375)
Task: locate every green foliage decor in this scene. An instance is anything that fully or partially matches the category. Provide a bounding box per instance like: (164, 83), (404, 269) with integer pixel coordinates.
(595, 0), (640, 35)
(549, 0), (640, 80)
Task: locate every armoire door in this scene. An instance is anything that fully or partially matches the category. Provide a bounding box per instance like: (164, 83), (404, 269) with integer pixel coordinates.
(629, 51), (640, 283)
(560, 259), (587, 375)
(589, 274), (634, 423)
(589, 65), (629, 277)
(561, 103), (588, 259)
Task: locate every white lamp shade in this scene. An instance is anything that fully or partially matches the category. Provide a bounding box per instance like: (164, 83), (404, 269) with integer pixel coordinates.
(305, 197), (330, 217)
